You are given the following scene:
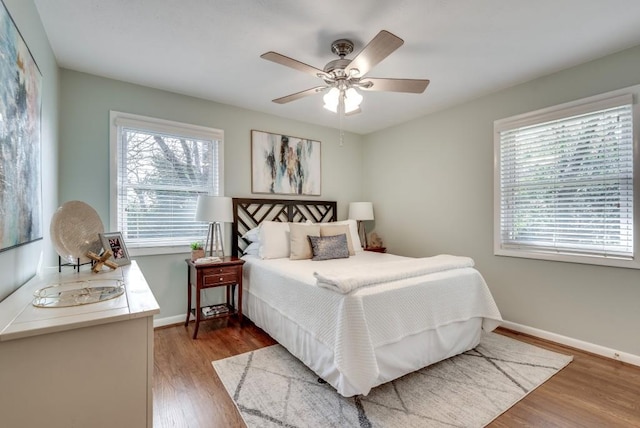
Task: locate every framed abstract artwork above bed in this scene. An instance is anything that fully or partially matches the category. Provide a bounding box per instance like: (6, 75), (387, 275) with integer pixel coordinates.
(251, 130), (321, 196)
(0, 0), (43, 252)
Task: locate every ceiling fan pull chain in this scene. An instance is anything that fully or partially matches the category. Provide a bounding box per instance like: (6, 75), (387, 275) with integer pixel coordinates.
(339, 94), (345, 146)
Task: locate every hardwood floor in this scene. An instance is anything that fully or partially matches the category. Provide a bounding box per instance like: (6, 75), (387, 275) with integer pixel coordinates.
(153, 320), (640, 427)
(490, 329), (640, 427)
(153, 318), (276, 428)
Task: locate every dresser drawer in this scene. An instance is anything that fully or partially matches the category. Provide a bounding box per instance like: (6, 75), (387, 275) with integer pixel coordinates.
(202, 271), (238, 286)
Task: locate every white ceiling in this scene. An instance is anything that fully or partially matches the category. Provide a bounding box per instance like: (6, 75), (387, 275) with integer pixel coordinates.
(34, 0), (640, 135)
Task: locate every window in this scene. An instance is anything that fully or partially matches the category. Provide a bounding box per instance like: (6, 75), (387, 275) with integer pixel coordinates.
(110, 111), (224, 255)
(494, 91), (638, 268)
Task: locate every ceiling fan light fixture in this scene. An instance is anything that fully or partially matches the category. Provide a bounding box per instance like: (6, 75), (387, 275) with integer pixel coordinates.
(323, 87), (340, 113)
(323, 87), (363, 114)
(262, 30), (429, 117)
(344, 88), (363, 113)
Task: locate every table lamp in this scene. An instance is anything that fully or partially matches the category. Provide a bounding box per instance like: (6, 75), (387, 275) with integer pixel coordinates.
(348, 202), (374, 249)
(195, 195), (233, 258)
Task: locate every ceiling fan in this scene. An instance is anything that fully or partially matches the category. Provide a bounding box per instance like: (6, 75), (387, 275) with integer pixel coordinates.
(261, 30), (430, 115)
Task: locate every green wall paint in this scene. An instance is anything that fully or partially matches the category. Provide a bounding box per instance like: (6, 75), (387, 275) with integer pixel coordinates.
(363, 45), (640, 356)
(59, 69), (364, 319)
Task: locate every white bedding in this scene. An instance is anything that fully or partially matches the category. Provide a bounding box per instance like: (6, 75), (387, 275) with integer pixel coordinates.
(313, 254), (475, 293)
(241, 251), (502, 396)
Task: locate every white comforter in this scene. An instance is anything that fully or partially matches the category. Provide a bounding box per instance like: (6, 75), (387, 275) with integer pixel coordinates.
(242, 252), (502, 396)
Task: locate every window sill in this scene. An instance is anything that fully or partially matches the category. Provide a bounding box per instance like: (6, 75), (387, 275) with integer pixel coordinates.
(129, 245), (190, 257)
(495, 248), (640, 270)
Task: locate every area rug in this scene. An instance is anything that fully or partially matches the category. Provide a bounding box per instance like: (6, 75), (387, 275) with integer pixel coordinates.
(212, 332), (572, 427)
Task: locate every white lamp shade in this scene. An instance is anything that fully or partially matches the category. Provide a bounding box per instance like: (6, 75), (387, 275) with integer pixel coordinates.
(323, 87), (363, 114)
(323, 87), (340, 113)
(195, 196), (233, 223)
(344, 88), (363, 113)
(348, 202), (374, 221)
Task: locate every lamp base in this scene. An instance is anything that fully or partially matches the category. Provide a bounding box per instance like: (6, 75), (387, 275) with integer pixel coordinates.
(357, 220), (368, 249)
(204, 222), (225, 258)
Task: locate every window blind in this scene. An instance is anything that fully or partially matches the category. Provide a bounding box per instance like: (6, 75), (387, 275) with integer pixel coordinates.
(116, 124), (221, 248)
(498, 100), (633, 259)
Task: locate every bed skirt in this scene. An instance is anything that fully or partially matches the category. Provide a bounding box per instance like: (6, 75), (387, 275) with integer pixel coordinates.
(243, 289), (483, 397)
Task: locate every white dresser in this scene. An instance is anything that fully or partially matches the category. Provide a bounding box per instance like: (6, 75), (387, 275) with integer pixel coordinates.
(0, 261), (160, 428)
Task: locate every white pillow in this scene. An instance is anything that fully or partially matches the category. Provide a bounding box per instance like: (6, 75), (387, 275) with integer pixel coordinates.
(258, 221), (290, 259)
(316, 219), (362, 251)
(242, 226), (260, 243)
(289, 223), (320, 260)
(320, 224), (354, 256)
(243, 242), (260, 256)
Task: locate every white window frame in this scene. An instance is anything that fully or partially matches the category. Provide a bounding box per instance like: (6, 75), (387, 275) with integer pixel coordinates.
(494, 87), (640, 269)
(109, 111), (224, 256)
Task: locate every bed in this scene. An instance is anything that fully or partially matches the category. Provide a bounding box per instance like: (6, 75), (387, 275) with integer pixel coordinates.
(231, 198), (502, 397)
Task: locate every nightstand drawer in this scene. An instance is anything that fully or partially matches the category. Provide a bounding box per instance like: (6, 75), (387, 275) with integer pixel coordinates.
(202, 271), (238, 286)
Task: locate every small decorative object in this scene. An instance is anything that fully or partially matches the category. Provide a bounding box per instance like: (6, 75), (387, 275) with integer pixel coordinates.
(368, 232), (384, 249)
(51, 201), (104, 266)
(191, 242), (205, 261)
(99, 232), (131, 266)
(194, 256), (222, 264)
(202, 303), (229, 317)
(251, 130), (321, 195)
(87, 250), (119, 273)
(32, 279), (125, 308)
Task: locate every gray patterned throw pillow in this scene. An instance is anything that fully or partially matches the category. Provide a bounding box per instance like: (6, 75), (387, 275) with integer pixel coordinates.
(307, 234), (350, 261)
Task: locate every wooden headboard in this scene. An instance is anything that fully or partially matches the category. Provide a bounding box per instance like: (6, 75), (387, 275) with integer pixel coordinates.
(231, 198), (337, 257)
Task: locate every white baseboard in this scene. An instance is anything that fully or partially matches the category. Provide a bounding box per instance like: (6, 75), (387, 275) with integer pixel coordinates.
(154, 314), (187, 328)
(153, 315), (640, 367)
(501, 320), (640, 367)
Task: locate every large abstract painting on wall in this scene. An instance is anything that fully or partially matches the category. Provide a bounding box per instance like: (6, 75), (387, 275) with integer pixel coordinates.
(0, 0), (42, 252)
(251, 130), (321, 195)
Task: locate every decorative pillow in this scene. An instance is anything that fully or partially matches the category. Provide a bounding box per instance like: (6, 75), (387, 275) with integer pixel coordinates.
(320, 225), (355, 255)
(308, 234), (350, 261)
(242, 226), (260, 243)
(289, 223), (321, 260)
(258, 221), (290, 259)
(316, 219), (362, 252)
(243, 242), (260, 256)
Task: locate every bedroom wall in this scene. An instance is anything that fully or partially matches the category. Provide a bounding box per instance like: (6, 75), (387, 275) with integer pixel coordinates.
(362, 44), (640, 357)
(58, 69), (364, 321)
(0, 0), (59, 302)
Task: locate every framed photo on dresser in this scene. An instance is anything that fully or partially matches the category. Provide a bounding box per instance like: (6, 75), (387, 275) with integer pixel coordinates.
(100, 232), (131, 266)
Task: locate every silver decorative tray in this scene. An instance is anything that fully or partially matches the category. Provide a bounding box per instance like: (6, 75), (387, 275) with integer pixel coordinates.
(32, 279), (125, 308)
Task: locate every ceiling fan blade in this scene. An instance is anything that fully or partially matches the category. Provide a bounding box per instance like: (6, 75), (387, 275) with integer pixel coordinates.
(345, 30), (404, 77)
(261, 51), (326, 78)
(359, 78), (430, 93)
(272, 86), (326, 104)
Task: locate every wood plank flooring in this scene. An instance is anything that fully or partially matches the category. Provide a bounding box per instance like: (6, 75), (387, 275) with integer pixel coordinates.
(153, 319), (640, 427)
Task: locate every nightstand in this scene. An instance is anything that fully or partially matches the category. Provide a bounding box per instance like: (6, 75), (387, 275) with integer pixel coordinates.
(185, 257), (245, 339)
(364, 247), (387, 253)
